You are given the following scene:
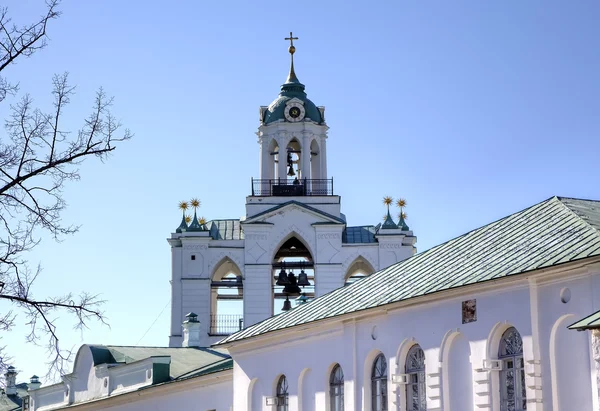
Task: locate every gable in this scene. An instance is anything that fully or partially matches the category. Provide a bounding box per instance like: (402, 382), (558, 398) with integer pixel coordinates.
(243, 201), (345, 225)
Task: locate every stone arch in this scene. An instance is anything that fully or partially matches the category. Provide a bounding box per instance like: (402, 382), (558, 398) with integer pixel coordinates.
(343, 255), (376, 284)
(211, 256), (243, 281)
(342, 251), (377, 277)
(271, 230), (315, 315)
(363, 348), (386, 411)
(271, 225), (316, 262)
(209, 252), (244, 278)
(210, 256), (244, 335)
(395, 337), (417, 370)
(440, 330), (473, 411)
(550, 314), (592, 411)
(486, 321), (514, 360)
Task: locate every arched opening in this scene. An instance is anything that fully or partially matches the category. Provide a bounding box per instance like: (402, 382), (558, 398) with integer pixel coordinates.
(498, 327), (526, 411)
(371, 353), (388, 411)
(286, 138), (302, 179)
(344, 257), (375, 286)
(550, 315), (592, 411)
(276, 375), (289, 411)
(445, 332), (473, 411)
(272, 236), (314, 315)
(329, 364), (344, 411)
(405, 344), (426, 411)
(268, 138), (279, 180)
(210, 258), (243, 335)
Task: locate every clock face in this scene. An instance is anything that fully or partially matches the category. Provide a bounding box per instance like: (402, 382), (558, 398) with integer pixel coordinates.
(284, 102), (305, 122)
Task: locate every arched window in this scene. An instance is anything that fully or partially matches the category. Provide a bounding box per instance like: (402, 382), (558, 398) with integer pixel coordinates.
(330, 364), (344, 411)
(406, 345), (426, 410)
(371, 354), (388, 411)
(276, 375), (288, 411)
(498, 327), (526, 411)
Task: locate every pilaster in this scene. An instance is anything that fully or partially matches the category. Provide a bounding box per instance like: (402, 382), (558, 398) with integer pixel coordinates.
(592, 329), (600, 410)
(243, 264), (273, 327)
(313, 224), (344, 296)
(526, 279), (544, 410)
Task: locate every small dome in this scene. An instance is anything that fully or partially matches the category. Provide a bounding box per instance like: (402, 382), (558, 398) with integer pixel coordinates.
(263, 91), (323, 125)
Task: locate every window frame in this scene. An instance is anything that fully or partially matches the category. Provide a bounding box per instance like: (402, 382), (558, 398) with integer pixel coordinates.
(405, 344), (427, 411)
(371, 353), (388, 411)
(329, 364), (344, 411)
(498, 327), (526, 411)
(276, 375), (289, 411)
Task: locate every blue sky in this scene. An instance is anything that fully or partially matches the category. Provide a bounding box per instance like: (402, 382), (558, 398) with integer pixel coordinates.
(2, 0), (599, 382)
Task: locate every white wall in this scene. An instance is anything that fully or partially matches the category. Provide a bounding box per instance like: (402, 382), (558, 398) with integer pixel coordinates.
(99, 378), (232, 411)
(170, 204), (414, 348)
(228, 266), (600, 411)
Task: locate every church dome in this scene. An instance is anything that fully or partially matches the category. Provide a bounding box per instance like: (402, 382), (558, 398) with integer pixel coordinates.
(262, 36), (324, 125)
(262, 80), (323, 125)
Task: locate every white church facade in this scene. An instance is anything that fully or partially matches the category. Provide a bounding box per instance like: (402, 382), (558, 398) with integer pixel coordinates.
(18, 36), (600, 411)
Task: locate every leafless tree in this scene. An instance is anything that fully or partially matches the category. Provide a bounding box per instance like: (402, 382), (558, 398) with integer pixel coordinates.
(0, 0), (131, 378)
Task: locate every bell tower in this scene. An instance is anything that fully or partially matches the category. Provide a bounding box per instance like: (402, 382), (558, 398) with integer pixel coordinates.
(256, 32), (328, 192)
(167, 33), (416, 348)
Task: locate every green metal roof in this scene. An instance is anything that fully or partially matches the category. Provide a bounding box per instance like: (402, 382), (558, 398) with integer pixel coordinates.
(568, 310), (600, 331)
(0, 383), (28, 411)
(207, 219), (244, 240)
(381, 211), (398, 229)
(343, 226), (378, 244)
(217, 196), (600, 345)
(87, 345), (230, 380)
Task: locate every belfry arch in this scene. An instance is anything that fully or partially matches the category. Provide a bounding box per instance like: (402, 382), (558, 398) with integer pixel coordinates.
(272, 235), (314, 314)
(344, 256), (375, 285)
(210, 257), (243, 336)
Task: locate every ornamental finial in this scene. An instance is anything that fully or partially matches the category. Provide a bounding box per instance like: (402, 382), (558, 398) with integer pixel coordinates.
(284, 32), (299, 83)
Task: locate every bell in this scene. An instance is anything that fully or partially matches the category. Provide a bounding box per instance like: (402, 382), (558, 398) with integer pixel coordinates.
(283, 272), (301, 295)
(297, 269), (310, 286)
(287, 165), (295, 177)
(282, 297), (292, 311)
(276, 268), (289, 286)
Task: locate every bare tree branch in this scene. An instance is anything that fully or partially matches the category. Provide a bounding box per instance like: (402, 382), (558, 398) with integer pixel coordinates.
(0, 1), (130, 378)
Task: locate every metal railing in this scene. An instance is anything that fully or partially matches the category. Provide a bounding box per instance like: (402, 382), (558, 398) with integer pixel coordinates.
(209, 314), (244, 336)
(251, 178), (334, 196)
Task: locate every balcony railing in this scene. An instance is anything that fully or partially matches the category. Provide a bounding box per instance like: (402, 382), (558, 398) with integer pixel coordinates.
(251, 178), (334, 196)
(209, 314), (244, 336)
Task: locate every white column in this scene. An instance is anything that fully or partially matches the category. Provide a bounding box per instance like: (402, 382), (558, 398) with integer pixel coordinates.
(277, 136), (287, 182)
(243, 265), (273, 327)
(301, 132), (311, 180)
(169, 243), (183, 347)
(260, 138), (271, 180)
(320, 137), (328, 180)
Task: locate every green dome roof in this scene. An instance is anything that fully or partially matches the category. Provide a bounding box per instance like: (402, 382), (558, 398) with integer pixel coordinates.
(262, 55), (323, 125)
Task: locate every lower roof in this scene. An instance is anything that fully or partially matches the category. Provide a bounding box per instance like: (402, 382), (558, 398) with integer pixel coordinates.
(568, 310), (600, 331)
(88, 345), (231, 380)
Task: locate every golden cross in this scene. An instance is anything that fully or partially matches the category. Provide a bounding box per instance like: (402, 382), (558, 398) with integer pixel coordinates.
(285, 32), (298, 48)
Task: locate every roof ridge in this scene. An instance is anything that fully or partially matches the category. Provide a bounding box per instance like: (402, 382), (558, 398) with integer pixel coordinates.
(556, 196), (600, 236)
